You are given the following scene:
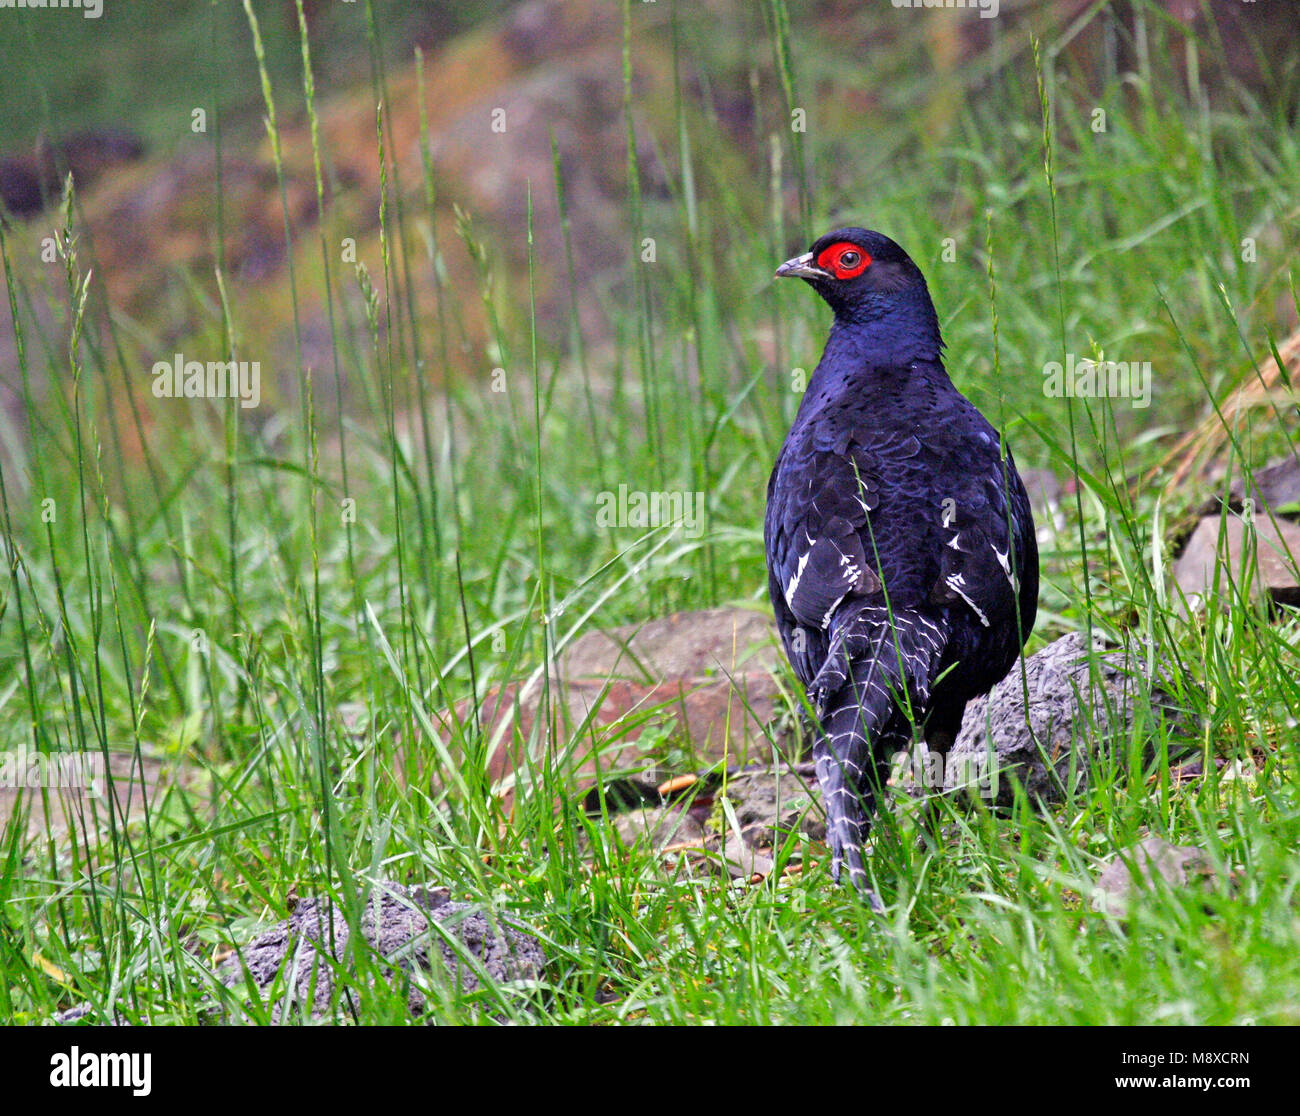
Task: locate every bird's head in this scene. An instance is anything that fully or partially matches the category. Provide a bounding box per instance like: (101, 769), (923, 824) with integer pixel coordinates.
(776, 227), (934, 334)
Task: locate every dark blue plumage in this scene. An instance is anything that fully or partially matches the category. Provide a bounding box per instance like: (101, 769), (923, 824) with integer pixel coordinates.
(764, 228), (1038, 908)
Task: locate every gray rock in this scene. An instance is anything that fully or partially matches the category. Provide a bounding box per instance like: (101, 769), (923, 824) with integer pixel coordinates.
(1201, 454), (1300, 519)
(721, 832), (775, 880)
(1092, 836), (1218, 916)
(52, 1002), (103, 1025)
(943, 632), (1194, 807)
(607, 799), (708, 850)
(592, 764), (822, 883)
(1172, 513), (1300, 611)
(718, 763), (825, 847)
(447, 608), (786, 814)
(216, 883), (546, 1022)
(560, 607), (780, 681)
(0, 749), (205, 846)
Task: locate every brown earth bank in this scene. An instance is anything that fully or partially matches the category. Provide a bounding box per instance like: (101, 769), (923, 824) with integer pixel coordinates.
(2, 0), (1293, 476)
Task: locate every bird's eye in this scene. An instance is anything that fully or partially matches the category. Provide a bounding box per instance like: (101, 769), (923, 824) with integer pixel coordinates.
(816, 241), (872, 279)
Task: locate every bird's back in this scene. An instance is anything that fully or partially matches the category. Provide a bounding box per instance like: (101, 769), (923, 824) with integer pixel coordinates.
(765, 348), (1036, 705)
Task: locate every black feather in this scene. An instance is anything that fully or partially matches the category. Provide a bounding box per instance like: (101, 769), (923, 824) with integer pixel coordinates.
(765, 228), (1039, 908)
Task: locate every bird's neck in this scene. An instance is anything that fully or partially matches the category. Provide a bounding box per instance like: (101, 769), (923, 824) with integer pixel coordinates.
(826, 286), (944, 368)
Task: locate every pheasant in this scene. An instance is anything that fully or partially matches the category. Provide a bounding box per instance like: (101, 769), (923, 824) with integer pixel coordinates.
(764, 227), (1039, 908)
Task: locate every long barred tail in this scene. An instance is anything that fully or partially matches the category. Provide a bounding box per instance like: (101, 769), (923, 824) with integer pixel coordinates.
(812, 606), (948, 908)
(816, 693), (907, 909)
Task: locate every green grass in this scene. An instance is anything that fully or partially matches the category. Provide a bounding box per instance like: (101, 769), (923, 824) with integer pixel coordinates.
(0, 0), (512, 151)
(0, 0), (1298, 1024)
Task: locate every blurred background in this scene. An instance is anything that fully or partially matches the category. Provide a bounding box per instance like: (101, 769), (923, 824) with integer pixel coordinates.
(0, 0), (1296, 719)
(1, 0), (1299, 1027)
(1, 0), (1297, 746)
(2, 0), (1295, 448)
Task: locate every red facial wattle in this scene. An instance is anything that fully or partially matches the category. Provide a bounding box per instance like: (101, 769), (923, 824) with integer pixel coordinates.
(816, 242), (872, 280)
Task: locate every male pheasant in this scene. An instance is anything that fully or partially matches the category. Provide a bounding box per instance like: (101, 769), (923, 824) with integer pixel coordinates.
(764, 227), (1039, 909)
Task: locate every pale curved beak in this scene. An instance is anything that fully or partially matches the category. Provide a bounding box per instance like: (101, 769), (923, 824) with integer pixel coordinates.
(774, 251), (829, 280)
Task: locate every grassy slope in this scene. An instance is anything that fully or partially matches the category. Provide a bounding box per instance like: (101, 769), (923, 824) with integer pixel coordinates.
(0, 0), (1298, 1024)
